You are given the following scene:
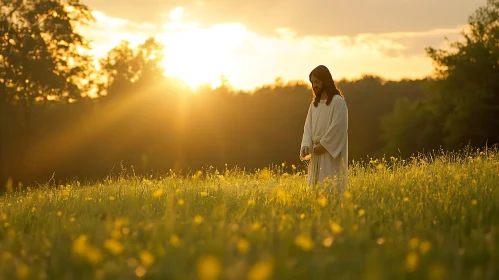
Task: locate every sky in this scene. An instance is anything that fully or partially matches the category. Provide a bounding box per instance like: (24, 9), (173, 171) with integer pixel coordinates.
(79, 0), (486, 90)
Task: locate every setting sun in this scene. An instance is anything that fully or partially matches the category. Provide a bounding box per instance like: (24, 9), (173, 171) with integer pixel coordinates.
(159, 23), (247, 89)
(154, 7), (247, 89)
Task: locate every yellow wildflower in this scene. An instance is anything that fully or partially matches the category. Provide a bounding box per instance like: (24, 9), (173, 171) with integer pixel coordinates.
(72, 234), (88, 255)
(194, 215), (204, 225)
(258, 168), (270, 179)
(72, 234), (102, 265)
(192, 170), (203, 179)
(85, 248), (103, 265)
(276, 189), (289, 202)
(122, 227), (131, 235)
(152, 189), (164, 198)
(317, 197), (327, 207)
(419, 240), (432, 255)
(104, 239), (124, 255)
(140, 251), (155, 267)
(323, 237), (334, 247)
(408, 237), (420, 249)
(170, 234), (182, 247)
(330, 222), (343, 235)
(358, 209), (365, 217)
(237, 238), (250, 255)
(343, 191), (352, 199)
(248, 261), (273, 280)
(295, 234), (314, 251)
(196, 255), (221, 280)
(405, 252), (418, 272)
(251, 222), (261, 231)
(114, 218), (128, 228)
(17, 263), (29, 278)
(135, 266), (146, 277)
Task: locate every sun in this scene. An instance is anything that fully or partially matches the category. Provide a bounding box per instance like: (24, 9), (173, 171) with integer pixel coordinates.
(158, 7), (247, 89)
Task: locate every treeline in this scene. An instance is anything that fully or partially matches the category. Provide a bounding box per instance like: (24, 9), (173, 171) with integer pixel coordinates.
(0, 70), (428, 183)
(1, 0), (498, 186)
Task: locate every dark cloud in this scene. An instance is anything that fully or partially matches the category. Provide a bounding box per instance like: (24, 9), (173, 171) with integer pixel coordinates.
(81, 0), (484, 36)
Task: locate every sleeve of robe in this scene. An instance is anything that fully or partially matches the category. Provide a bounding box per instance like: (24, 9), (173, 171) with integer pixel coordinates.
(300, 103), (313, 152)
(320, 96), (348, 159)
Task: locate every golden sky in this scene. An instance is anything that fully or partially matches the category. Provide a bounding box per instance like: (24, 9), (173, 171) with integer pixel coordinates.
(79, 0), (485, 90)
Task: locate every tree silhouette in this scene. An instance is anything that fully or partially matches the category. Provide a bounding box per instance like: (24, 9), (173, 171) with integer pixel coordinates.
(0, 0), (97, 138)
(99, 37), (165, 96)
(382, 0), (499, 155)
(425, 0), (499, 148)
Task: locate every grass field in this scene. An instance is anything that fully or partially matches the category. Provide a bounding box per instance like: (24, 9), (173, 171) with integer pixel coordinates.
(1, 148), (498, 280)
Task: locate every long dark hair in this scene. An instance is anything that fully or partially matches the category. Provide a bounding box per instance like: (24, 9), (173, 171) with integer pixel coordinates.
(309, 65), (344, 107)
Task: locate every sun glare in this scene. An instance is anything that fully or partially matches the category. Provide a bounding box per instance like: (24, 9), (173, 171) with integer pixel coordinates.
(169, 7), (183, 21)
(159, 21), (247, 90)
(80, 6), (454, 92)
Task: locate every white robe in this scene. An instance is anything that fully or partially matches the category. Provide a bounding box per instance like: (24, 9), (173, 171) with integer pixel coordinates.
(300, 95), (348, 193)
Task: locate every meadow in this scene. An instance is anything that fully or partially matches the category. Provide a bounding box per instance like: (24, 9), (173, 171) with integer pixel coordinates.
(1, 148), (498, 280)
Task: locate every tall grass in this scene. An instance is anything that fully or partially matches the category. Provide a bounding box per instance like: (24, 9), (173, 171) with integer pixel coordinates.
(1, 148), (498, 279)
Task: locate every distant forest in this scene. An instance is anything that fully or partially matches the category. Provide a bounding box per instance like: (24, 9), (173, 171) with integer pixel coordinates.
(1, 0), (498, 186)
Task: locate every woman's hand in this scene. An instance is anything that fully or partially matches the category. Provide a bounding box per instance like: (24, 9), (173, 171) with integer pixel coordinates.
(313, 143), (326, 154)
(300, 146), (310, 158)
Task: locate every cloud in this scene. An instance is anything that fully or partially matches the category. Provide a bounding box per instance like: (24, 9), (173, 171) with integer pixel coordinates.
(81, 0), (484, 37)
(77, 9), (467, 90)
(351, 27), (466, 57)
(76, 11), (160, 57)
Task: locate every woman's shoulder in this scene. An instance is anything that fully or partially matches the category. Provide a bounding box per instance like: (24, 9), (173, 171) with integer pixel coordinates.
(331, 94), (346, 106)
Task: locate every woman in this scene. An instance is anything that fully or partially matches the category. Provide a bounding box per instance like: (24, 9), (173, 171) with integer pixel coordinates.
(300, 65), (349, 193)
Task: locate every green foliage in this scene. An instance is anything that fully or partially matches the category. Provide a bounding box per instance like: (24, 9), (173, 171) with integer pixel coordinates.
(0, 0), (97, 104)
(99, 37), (166, 97)
(0, 150), (498, 279)
(382, 0), (499, 154)
(339, 76), (427, 159)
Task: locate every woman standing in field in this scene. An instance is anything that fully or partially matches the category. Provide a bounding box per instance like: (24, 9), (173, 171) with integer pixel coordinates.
(300, 65), (349, 193)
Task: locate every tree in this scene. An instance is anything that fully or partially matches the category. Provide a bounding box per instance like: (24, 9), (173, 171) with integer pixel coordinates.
(381, 97), (443, 157)
(0, 0), (97, 136)
(382, 0), (499, 155)
(0, 0), (97, 103)
(99, 37), (165, 97)
(425, 0), (499, 148)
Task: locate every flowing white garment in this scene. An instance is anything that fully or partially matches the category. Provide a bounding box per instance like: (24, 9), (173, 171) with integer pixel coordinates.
(300, 95), (348, 193)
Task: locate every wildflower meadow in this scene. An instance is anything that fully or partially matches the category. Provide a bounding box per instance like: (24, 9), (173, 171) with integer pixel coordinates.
(1, 148), (498, 280)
